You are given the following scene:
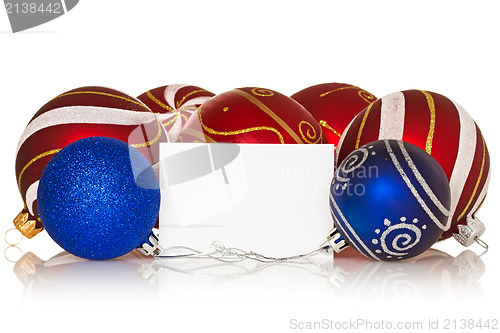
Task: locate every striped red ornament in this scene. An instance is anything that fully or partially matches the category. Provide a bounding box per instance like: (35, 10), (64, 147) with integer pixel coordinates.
(178, 87), (325, 144)
(137, 84), (215, 141)
(336, 90), (490, 243)
(291, 83), (376, 145)
(14, 86), (167, 238)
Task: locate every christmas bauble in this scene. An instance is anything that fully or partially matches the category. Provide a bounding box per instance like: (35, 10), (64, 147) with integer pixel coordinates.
(137, 84), (215, 141)
(14, 86), (166, 239)
(336, 90), (490, 243)
(291, 83), (376, 145)
(177, 87), (326, 144)
(37, 137), (160, 260)
(330, 139), (451, 261)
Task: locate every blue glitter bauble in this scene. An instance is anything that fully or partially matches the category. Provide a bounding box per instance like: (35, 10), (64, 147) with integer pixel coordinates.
(37, 137), (160, 260)
(330, 140), (451, 261)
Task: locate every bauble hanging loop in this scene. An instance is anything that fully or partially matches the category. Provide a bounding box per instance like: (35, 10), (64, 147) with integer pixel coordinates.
(336, 90), (491, 244)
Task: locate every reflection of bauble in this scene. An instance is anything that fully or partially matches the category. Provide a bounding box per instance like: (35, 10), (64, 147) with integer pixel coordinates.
(13, 251), (157, 302)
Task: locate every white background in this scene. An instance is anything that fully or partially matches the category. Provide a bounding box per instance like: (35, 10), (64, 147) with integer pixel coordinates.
(1, 1), (499, 332)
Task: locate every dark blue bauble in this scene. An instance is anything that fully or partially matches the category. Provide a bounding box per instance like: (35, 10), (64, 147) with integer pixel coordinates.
(330, 140), (451, 261)
(37, 137), (160, 260)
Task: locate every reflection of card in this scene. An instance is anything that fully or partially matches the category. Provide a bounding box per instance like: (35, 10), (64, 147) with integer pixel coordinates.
(159, 143), (335, 257)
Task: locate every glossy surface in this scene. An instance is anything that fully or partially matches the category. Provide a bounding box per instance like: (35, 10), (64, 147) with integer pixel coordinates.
(331, 140), (450, 260)
(178, 87), (326, 144)
(1, 1), (498, 331)
(337, 90), (490, 241)
(15, 86), (166, 235)
(291, 83), (376, 145)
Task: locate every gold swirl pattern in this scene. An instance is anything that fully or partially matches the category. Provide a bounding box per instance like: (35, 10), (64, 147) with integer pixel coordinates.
(419, 90), (436, 154)
(320, 86), (376, 105)
(250, 88), (275, 97)
(53, 91), (148, 109)
(146, 90), (174, 112)
(358, 90), (376, 104)
(18, 149), (61, 192)
(456, 137), (486, 222)
(298, 121), (321, 144)
(198, 106), (285, 144)
(355, 103), (374, 149)
(176, 89), (210, 109)
(233, 89), (303, 143)
(319, 120), (342, 138)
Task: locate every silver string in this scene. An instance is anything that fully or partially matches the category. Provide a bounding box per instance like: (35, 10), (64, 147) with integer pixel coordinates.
(155, 241), (331, 263)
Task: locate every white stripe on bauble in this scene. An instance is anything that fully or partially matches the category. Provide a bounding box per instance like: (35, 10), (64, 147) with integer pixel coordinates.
(164, 84), (190, 109)
(168, 114), (184, 141)
(468, 167), (491, 218)
(447, 101), (477, 229)
(378, 91), (405, 140)
(25, 180), (39, 216)
(16, 106), (158, 155)
(384, 140), (447, 230)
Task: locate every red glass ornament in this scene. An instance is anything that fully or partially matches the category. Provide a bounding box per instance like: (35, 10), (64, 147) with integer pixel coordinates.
(178, 87), (325, 144)
(14, 86), (167, 238)
(137, 84), (215, 141)
(291, 83), (376, 145)
(336, 90), (490, 242)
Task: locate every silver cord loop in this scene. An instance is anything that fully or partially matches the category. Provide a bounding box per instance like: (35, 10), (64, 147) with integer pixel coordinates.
(475, 237), (489, 250)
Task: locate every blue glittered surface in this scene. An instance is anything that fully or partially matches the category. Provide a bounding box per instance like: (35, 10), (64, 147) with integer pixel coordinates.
(330, 140), (451, 261)
(37, 136), (160, 260)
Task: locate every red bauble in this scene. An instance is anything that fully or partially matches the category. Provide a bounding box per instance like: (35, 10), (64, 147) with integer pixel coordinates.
(137, 84), (215, 141)
(336, 90), (490, 242)
(178, 87), (325, 144)
(291, 83), (376, 145)
(14, 86), (167, 238)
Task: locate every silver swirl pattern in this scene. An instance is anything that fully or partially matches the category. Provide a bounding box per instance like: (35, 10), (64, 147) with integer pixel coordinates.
(379, 223), (422, 256)
(336, 147), (369, 183)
